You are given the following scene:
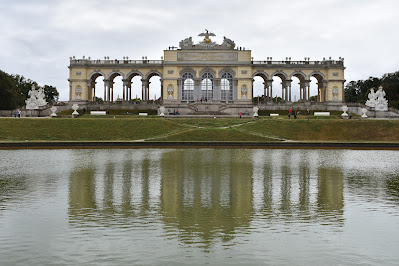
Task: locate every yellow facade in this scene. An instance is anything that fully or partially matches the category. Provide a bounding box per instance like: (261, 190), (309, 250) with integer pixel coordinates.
(68, 33), (345, 103)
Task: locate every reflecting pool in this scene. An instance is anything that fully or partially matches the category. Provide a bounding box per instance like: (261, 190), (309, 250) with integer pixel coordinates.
(0, 149), (399, 265)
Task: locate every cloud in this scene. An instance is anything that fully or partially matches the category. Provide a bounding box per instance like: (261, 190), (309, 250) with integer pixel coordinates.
(0, 0), (398, 100)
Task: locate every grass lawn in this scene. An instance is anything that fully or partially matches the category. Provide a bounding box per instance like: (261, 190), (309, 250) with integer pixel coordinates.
(0, 118), (184, 141)
(0, 117), (398, 142)
(153, 127), (279, 142)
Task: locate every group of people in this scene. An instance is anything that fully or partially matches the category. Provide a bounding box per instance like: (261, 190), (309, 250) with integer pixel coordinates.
(288, 109), (310, 119)
(13, 109), (22, 118)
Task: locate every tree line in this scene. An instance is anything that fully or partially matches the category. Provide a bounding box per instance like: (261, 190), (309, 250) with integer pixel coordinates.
(0, 69), (59, 110)
(345, 70), (399, 109)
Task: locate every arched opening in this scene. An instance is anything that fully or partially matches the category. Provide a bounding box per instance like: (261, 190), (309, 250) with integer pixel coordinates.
(182, 72), (194, 101)
(112, 75), (123, 102)
(221, 73), (233, 101)
(253, 76), (264, 103)
(309, 76), (319, 102)
(291, 76), (301, 102)
(130, 75), (143, 101)
(109, 73), (123, 102)
(290, 72), (306, 102)
(272, 75), (284, 103)
(309, 73), (325, 102)
(89, 72), (105, 102)
(93, 75), (104, 102)
(148, 74), (162, 101)
(201, 73), (213, 101)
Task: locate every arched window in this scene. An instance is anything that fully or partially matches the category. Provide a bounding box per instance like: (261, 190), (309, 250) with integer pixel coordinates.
(182, 73), (194, 101)
(221, 73), (233, 101)
(201, 73), (213, 100)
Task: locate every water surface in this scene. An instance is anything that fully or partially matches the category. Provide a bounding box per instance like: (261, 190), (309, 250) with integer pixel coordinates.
(0, 149), (398, 265)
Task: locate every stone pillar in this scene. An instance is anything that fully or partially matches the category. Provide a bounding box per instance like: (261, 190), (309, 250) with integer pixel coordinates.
(267, 80), (273, 102)
(141, 79), (149, 101)
(123, 79), (130, 101)
(214, 78), (221, 101)
(160, 79), (163, 100)
(104, 80), (111, 102)
(194, 79), (201, 101)
(282, 82), (285, 102)
(177, 79), (182, 100)
(304, 80), (310, 101)
(285, 80), (292, 102)
(323, 81), (328, 102)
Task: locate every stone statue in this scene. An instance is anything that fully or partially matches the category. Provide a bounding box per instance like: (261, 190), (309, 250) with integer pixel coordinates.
(341, 105), (348, 117)
(375, 86), (388, 111)
(179, 37), (194, 48)
(36, 87), (47, 107)
(253, 106), (259, 118)
(365, 88), (377, 108)
(365, 86), (388, 111)
(159, 106), (165, 117)
(222, 36), (236, 49)
(75, 87), (82, 100)
(241, 86), (248, 99)
(72, 104), (79, 115)
(50, 106), (57, 117)
(167, 85), (174, 99)
(198, 29), (217, 48)
(198, 29), (216, 43)
(25, 85), (39, 110)
(332, 87), (339, 100)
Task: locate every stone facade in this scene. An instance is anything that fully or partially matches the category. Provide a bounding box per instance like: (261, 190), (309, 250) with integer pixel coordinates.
(68, 32), (345, 104)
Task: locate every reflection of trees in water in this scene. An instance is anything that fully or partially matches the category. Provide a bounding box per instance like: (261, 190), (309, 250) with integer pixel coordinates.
(386, 177), (399, 201)
(67, 149), (347, 241)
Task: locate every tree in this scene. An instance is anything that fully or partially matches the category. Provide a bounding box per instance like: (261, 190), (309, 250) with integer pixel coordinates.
(42, 85), (59, 103)
(0, 70), (19, 110)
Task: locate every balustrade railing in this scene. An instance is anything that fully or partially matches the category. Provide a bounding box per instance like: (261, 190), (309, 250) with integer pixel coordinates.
(70, 59), (163, 65)
(252, 60), (344, 66)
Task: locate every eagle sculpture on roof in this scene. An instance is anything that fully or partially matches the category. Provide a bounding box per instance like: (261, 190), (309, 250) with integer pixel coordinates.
(198, 29), (216, 44)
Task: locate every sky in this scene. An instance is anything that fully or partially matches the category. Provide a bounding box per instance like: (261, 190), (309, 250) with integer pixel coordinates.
(1, 0), (398, 101)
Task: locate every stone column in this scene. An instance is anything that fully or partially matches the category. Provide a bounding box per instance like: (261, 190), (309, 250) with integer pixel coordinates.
(267, 80), (273, 102)
(104, 80), (111, 102)
(304, 80), (310, 101)
(322, 82), (328, 102)
(123, 79), (130, 101)
(282, 83), (285, 102)
(214, 78), (221, 101)
(285, 80), (292, 102)
(141, 79), (149, 101)
(160, 79), (163, 100)
(233, 80), (238, 101)
(194, 79), (201, 101)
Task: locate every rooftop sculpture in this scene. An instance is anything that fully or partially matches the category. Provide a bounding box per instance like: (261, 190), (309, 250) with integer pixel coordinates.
(179, 29), (235, 50)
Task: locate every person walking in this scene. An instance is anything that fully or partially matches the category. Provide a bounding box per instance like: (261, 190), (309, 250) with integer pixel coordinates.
(239, 112), (242, 118)
(17, 109), (21, 118)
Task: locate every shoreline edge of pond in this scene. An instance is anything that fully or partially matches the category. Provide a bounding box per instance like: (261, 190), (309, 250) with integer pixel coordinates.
(1, 141), (399, 150)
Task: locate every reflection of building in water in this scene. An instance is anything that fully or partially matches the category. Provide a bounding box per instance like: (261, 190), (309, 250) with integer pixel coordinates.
(317, 168), (344, 214)
(68, 149), (345, 238)
(160, 149), (254, 244)
(68, 150), (164, 225)
(251, 150), (344, 226)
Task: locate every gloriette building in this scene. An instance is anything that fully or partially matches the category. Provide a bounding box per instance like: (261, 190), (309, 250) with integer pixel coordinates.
(68, 30), (345, 114)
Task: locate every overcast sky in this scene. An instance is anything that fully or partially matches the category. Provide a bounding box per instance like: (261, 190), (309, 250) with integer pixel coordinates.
(1, 0), (398, 100)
